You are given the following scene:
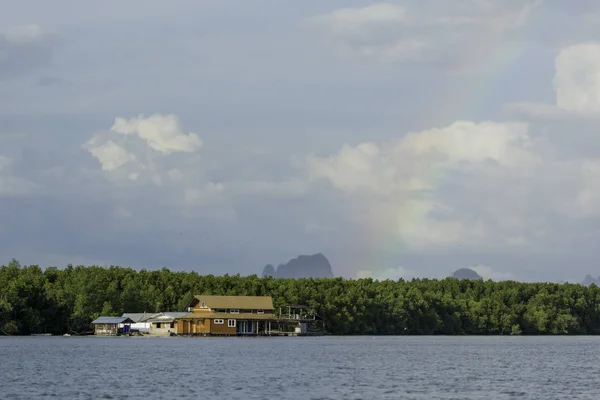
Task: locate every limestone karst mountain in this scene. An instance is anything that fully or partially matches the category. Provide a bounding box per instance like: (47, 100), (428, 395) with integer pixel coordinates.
(451, 268), (483, 280)
(261, 253), (334, 278)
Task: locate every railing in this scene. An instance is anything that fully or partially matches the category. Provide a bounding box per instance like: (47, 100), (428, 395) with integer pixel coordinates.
(277, 314), (316, 321)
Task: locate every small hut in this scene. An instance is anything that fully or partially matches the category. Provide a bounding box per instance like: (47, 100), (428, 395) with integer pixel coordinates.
(91, 316), (134, 336)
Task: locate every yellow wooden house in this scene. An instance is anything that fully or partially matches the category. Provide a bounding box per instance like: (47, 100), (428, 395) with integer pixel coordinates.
(177, 295), (277, 336)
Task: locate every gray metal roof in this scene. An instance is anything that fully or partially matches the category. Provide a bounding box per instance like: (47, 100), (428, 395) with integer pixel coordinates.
(163, 312), (190, 318)
(121, 312), (161, 322)
(145, 312), (190, 323)
(92, 316), (135, 324)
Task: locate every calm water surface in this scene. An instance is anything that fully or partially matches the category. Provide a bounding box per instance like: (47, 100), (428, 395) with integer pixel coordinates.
(1, 336), (600, 399)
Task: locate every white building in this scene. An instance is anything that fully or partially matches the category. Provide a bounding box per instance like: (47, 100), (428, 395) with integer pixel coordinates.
(120, 312), (161, 334)
(147, 312), (190, 336)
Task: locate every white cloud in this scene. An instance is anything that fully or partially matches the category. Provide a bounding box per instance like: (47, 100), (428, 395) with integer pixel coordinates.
(471, 265), (515, 281)
(307, 120), (536, 188)
(308, 3), (422, 64)
(554, 43), (600, 113)
(85, 114), (202, 176)
(87, 140), (136, 172)
(111, 114), (202, 154)
(3, 1), (600, 281)
(311, 3), (407, 38)
(306, 142), (398, 195)
(508, 42), (600, 118)
(304, 120), (554, 249)
(399, 121), (537, 167)
(82, 113), (230, 218)
(309, 1), (542, 66)
(356, 266), (419, 281)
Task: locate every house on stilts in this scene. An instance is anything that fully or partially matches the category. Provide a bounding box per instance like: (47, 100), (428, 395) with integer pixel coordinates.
(91, 316), (135, 336)
(176, 295), (322, 336)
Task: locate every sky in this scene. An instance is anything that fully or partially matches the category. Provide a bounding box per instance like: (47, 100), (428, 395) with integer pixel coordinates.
(2, 0), (600, 282)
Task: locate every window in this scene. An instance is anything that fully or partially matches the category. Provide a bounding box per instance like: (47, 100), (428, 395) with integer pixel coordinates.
(230, 309), (239, 314)
(228, 319), (236, 327)
(214, 319), (224, 324)
(170, 322), (175, 329)
(215, 309), (226, 313)
(200, 301), (207, 308)
(241, 309), (252, 314)
(257, 309), (264, 314)
(156, 323), (161, 328)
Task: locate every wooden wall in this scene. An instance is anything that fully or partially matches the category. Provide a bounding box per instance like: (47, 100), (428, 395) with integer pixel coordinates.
(210, 319), (236, 335)
(178, 319), (211, 335)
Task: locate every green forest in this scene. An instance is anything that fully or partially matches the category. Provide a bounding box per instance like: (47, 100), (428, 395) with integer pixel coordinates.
(1, 259), (600, 336)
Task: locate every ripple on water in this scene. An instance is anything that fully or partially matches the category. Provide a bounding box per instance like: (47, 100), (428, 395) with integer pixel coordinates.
(2, 336), (600, 399)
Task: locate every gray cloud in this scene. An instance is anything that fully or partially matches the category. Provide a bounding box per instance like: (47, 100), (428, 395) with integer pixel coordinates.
(2, 1), (600, 283)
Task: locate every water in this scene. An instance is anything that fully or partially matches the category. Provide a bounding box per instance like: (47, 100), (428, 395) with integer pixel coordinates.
(2, 336), (600, 399)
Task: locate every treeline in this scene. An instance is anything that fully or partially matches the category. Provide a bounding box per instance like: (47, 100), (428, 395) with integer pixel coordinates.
(2, 259), (600, 335)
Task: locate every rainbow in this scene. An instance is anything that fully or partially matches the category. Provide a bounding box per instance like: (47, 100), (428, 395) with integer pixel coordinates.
(353, 4), (545, 278)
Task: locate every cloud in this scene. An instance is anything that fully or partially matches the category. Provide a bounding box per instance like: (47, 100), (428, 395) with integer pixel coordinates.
(305, 120), (544, 249)
(85, 114), (202, 178)
(307, 3), (423, 64)
(311, 3), (407, 36)
(554, 43), (600, 113)
(80, 113), (241, 230)
(507, 42), (600, 118)
(111, 114), (202, 154)
(308, 1), (543, 67)
(0, 24), (54, 79)
(87, 141), (137, 172)
(3, 2), (600, 282)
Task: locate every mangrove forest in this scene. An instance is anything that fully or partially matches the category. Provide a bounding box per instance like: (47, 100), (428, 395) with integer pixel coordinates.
(1, 259), (600, 336)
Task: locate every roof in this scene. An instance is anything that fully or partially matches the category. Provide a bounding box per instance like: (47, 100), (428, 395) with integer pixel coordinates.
(179, 312), (277, 321)
(192, 295), (274, 310)
(146, 312), (191, 323)
(163, 312), (191, 318)
(92, 316), (135, 324)
(121, 313), (161, 322)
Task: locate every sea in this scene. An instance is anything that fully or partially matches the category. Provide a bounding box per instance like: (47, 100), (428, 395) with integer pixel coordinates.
(1, 336), (600, 399)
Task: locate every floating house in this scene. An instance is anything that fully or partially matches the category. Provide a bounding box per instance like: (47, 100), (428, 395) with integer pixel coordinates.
(176, 295), (318, 336)
(91, 316), (135, 336)
(120, 312), (161, 334)
(147, 312), (191, 336)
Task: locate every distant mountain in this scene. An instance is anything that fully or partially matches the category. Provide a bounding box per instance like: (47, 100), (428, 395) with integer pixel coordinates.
(451, 268), (483, 280)
(262, 264), (276, 277)
(582, 275), (600, 286)
(262, 253), (334, 279)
